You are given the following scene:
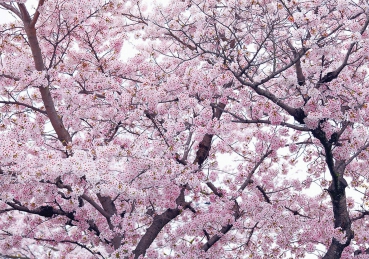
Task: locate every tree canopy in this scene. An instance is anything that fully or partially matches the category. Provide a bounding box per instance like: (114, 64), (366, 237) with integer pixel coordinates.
(1, 0), (369, 258)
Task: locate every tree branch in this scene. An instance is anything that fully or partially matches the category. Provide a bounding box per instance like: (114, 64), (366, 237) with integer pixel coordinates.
(132, 187), (191, 258)
(17, 3), (72, 145)
(29, 0), (45, 28)
(239, 150), (273, 192)
(0, 3), (21, 19)
(0, 101), (47, 114)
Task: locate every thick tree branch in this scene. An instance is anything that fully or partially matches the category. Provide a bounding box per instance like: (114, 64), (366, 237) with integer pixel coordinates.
(132, 187), (191, 258)
(17, 3), (72, 145)
(256, 186), (271, 204)
(286, 40), (306, 85)
(311, 124), (353, 258)
(81, 194), (111, 219)
(206, 181), (223, 197)
(133, 208), (180, 258)
(194, 102), (226, 166)
(202, 224), (233, 252)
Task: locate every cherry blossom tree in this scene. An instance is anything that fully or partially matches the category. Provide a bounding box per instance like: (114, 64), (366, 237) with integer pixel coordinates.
(2, 0), (369, 258)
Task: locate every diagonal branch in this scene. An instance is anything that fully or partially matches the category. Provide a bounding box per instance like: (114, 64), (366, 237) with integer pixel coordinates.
(17, 3), (72, 145)
(256, 186), (271, 204)
(144, 110), (170, 147)
(345, 141), (369, 167)
(165, 31), (197, 51)
(206, 181), (224, 197)
(319, 16), (369, 85)
(202, 224), (234, 252)
(29, 0), (45, 28)
(81, 194), (110, 219)
(132, 187), (192, 258)
(239, 150), (273, 192)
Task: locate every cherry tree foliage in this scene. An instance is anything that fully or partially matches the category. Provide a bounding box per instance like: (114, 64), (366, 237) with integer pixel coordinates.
(2, 0), (369, 258)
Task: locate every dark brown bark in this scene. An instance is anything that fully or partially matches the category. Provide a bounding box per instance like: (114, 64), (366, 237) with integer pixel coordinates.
(132, 188), (191, 258)
(287, 40), (305, 85)
(194, 133), (213, 166)
(202, 224), (233, 251)
(133, 208), (181, 258)
(311, 126), (354, 259)
(194, 102), (226, 166)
